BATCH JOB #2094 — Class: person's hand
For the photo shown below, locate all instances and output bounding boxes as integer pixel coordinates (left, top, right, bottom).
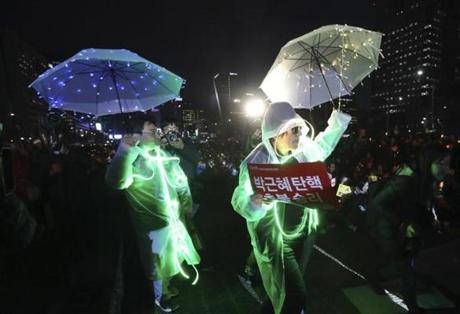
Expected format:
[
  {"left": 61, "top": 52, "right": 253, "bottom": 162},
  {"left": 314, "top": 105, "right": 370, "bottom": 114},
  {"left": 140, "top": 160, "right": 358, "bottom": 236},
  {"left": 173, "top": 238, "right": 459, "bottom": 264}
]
[
  {"left": 338, "top": 192, "right": 354, "bottom": 203},
  {"left": 139, "top": 132, "right": 161, "bottom": 150},
  {"left": 121, "top": 134, "right": 139, "bottom": 147},
  {"left": 251, "top": 194, "right": 263, "bottom": 207},
  {"left": 169, "top": 138, "right": 184, "bottom": 150},
  {"left": 250, "top": 194, "right": 273, "bottom": 207}
]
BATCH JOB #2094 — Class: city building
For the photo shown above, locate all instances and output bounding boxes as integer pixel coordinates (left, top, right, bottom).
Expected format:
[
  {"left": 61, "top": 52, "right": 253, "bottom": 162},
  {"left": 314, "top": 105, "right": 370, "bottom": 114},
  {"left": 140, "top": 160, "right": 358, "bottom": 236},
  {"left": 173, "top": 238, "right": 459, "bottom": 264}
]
[
  {"left": 370, "top": 0, "right": 460, "bottom": 132},
  {"left": 0, "top": 30, "right": 51, "bottom": 140},
  {"left": 179, "top": 100, "right": 205, "bottom": 132}
]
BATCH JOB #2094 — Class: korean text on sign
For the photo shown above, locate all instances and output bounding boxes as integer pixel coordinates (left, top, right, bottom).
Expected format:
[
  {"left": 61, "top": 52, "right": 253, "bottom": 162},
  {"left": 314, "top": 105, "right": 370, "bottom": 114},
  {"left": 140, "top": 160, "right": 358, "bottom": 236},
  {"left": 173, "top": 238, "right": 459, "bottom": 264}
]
[{"left": 254, "top": 175, "right": 323, "bottom": 193}]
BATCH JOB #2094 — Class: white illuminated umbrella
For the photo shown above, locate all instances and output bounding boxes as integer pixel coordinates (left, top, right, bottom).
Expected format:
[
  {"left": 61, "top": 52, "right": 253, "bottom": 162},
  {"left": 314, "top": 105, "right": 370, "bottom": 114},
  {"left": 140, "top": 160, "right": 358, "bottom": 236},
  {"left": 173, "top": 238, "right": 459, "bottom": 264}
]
[{"left": 261, "top": 25, "right": 382, "bottom": 109}]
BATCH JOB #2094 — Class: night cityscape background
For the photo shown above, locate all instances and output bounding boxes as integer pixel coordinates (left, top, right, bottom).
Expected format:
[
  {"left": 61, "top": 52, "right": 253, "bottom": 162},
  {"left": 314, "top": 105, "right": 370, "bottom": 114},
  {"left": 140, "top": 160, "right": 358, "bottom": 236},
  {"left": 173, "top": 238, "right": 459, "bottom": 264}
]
[{"left": 2, "top": 0, "right": 458, "bottom": 138}]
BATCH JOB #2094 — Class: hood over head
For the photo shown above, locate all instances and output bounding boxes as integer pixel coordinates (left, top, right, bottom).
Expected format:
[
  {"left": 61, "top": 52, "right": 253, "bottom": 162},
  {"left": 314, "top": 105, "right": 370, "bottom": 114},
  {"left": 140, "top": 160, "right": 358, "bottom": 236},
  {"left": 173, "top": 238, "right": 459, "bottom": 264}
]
[{"left": 261, "top": 102, "right": 309, "bottom": 162}]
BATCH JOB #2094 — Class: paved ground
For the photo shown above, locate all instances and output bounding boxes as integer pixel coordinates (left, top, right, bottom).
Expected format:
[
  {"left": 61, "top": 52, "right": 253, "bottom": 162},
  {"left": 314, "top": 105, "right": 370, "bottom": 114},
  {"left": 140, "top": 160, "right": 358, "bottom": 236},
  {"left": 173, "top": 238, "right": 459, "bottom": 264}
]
[{"left": 1, "top": 173, "right": 459, "bottom": 314}]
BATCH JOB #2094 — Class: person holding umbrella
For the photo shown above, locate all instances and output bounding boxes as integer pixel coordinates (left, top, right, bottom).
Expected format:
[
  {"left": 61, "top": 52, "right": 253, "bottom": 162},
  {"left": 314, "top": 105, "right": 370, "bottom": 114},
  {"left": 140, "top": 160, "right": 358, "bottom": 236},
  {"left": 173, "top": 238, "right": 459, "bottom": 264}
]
[
  {"left": 105, "top": 119, "right": 200, "bottom": 312},
  {"left": 29, "top": 48, "right": 196, "bottom": 312},
  {"left": 232, "top": 102, "right": 351, "bottom": 313}
]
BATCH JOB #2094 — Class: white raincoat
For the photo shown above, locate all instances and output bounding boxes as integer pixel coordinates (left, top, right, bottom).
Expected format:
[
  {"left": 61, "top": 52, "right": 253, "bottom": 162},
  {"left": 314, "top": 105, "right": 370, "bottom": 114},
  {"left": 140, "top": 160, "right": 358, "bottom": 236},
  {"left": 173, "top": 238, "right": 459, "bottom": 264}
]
[{"left": 232, "top": 102, "right": 350, "bottom": 313}]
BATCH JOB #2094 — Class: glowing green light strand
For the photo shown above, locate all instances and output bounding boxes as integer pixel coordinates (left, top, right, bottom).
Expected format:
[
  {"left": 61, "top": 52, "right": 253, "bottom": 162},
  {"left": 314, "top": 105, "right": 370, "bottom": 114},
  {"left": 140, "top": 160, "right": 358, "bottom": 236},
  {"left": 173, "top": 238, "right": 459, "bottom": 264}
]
[
  {"left": 132, "top": 170, "right": 155, "bottom": 181},
  {"left": 308, "top": 207, "right": 319, "bottom": 234},
  {"left": 165, "top": 165, "right": 189, "bottom": 189},
  {"left": 141, "top": 151, "right": 188, "bottom": 189},
  {"left": 133, "top": 150, "right": 181, "bottom": 181},
  {"left": 269, "top": 117, "right": 321, "bottom": 237},
  {"left": 155, "top": 148, "right": 199, "bottom": 284},
  {"left": 143, "top": 147, "right": 199, "bottom": 285},
  {"left": 273, "top": 203, "right": 318, "bottom": 239},
  {"left": 271, "top": 157, "right": 319, "bottom": 238},
  {"left": 243, "top": 162, "right": 318, "bottom": 238}
]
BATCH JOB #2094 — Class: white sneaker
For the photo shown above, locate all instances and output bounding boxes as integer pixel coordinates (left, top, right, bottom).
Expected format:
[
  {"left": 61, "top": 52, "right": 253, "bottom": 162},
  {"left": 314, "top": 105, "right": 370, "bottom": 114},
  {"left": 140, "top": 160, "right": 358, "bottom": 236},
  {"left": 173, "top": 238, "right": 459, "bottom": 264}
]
[{"left": 154, "top": 299, "right": 180, "bottom": 313}]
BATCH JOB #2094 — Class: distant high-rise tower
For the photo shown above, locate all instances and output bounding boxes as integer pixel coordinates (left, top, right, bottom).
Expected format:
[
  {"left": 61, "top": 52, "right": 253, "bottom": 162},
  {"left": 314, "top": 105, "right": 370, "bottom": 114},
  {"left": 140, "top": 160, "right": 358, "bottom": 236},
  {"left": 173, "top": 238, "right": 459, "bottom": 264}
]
[
  {"left": 371, "top": 0, "right": 460, "bottom": 131},
  {"left": 0, "top": 30, "right": 50, "bottom": 139}
]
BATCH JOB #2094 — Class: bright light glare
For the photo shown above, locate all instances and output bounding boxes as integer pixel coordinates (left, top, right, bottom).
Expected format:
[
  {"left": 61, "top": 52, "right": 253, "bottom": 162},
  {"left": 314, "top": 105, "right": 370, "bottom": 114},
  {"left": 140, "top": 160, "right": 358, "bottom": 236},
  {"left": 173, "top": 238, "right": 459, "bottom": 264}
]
[
  {"left": 244, "top": 99, "right": 265, "bottom": 118},
  {"left": 417, "top": 69, "right": 423, "bottom": 76},
  {"left": 95, "top": 122, "right": 102, "bottom": 131}
]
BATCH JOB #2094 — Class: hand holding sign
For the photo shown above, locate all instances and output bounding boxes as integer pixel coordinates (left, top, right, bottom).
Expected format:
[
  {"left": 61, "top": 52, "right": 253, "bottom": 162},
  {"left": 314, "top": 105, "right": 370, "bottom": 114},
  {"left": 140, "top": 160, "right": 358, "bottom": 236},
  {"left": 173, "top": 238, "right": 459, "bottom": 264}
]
[{"left": 250, "top": 194, "right": 274, "bottom": 207}]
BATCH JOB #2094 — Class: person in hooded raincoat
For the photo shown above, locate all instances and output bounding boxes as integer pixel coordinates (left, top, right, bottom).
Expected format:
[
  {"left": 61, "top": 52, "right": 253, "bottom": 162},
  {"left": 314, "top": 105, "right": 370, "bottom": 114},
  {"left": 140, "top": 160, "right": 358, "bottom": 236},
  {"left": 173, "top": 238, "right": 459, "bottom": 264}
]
[
  {"left": 105, "top": 120, "right": 200, "bottom": 312},
  {"left": 232, "top": 102, "right": 351, "bottom": 313}
]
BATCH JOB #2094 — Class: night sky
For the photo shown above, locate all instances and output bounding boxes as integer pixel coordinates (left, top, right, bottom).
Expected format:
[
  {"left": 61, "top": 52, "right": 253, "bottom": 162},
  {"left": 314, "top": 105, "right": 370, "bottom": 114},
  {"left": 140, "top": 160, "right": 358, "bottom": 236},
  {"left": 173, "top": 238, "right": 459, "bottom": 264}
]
[{"left": 1, "top": 0, "right": 377, "bottom": 108}]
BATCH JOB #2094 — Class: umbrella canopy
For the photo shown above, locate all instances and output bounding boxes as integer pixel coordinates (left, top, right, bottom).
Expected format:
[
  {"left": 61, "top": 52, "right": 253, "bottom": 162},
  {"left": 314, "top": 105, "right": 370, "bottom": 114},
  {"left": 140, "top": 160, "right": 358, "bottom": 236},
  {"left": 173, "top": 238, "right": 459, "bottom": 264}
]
[
  {"left": 260, "top": 25, "right": 382, "bottom": 109},
  {"left": 29, "top": 48, "right": 184, "bottom": 116}
]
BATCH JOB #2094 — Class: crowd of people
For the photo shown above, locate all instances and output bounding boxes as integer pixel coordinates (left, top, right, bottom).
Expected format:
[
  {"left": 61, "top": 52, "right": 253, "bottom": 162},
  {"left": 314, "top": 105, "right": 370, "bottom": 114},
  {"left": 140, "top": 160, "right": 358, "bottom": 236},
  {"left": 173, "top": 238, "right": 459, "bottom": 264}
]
[
  {"left": 328, "top": 130, "right": 460, "bottom": 232},
  {"left": 1, "top": 104, "right": 460, "bottom": 313}
]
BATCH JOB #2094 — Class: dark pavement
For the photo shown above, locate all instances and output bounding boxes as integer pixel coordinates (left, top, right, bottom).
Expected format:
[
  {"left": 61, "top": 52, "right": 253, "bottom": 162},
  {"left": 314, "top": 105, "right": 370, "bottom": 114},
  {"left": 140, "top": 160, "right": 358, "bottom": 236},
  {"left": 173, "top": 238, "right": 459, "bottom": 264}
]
[{"left": 1, "top": 173, "right": 460, "bottom": 314}]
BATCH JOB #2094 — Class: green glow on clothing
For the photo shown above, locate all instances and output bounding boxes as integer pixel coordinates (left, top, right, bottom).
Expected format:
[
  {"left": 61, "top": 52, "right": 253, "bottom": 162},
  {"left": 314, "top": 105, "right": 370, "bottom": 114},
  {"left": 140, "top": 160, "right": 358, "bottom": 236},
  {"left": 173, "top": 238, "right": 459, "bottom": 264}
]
[
  {"left": 307, "top": 207, "right": 319, "bottom": 234},
  {"left": 233, "top": 109, "right": 351, "bottom": 313},
  {"left": 273, "top": 203, "right": 318, "bottom": 239},
  {"left": 132, "top": 169, "right": 155, "bottom": 181},
  {"left": 244, "top": 176, "right": 254, "bottom": 195},
  {"left": 142, "top": 147, "right": 199, "bottom": 285},
  {"left": 247, "top": 155, "right": 319, "bottom": 238}
]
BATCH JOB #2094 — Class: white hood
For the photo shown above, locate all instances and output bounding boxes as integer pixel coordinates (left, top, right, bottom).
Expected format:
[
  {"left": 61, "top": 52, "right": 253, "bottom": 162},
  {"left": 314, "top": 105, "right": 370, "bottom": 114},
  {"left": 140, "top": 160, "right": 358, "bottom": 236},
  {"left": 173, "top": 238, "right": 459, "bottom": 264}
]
[{"left": 261, "top": 102, "right": 309, "bottom": 163}]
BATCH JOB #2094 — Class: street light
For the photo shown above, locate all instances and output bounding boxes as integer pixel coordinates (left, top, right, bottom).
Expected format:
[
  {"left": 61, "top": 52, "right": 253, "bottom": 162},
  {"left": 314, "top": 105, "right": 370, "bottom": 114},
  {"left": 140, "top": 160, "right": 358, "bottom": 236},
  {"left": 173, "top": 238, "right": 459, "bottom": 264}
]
[
  {"left": 227, "top": 72, "right": 238, "bottom": 105},
  {"left": 244, "top": 98, "right": 266, "bottom": 118},
  {"left": 212, "top": 73, "right": 222, "bottom": 120},
  {"left": 212, "top": 72, "right": 238, "bottom": 121}
]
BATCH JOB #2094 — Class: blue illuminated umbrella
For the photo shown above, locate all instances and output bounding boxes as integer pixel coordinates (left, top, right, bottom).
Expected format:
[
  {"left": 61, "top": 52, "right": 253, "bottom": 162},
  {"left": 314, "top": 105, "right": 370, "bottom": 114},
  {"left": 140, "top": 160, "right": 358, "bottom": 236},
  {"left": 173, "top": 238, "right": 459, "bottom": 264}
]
[{"left": 29, "top": 48, "right": 184, "bottom": 116}]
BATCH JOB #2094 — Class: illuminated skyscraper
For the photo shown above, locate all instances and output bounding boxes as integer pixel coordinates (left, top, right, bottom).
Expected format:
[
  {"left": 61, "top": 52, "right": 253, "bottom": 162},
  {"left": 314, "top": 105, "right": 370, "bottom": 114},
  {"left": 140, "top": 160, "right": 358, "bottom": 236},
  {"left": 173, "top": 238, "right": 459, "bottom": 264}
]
[{"left": 371, "top": 0, "right": 460, "bottom": 131}]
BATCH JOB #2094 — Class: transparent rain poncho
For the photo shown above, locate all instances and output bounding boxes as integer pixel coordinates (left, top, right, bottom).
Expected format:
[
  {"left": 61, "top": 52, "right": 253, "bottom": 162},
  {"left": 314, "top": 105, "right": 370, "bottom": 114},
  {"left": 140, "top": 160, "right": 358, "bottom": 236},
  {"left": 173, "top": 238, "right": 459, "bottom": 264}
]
[
  {"left": 232, "top": 102, "right": 350, "bottom": 313},
  {"left": 106, "top": 142, "right": 200, "bottom": 283}
]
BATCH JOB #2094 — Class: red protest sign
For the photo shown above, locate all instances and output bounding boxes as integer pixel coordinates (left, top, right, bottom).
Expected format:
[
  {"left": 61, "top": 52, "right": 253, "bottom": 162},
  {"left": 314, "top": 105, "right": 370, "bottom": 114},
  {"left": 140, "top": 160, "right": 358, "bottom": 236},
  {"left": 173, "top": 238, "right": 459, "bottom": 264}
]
[{"left": 248, "top": 162, "right": 338, "bottom": 207}]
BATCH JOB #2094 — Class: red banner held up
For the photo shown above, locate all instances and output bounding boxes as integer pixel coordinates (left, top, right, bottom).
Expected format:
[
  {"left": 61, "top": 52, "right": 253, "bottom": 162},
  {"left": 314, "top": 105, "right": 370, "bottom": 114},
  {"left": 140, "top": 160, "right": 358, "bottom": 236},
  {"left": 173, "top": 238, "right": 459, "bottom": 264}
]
[{"left": 248, "top": 162, "right": 338, "bottom": 207}]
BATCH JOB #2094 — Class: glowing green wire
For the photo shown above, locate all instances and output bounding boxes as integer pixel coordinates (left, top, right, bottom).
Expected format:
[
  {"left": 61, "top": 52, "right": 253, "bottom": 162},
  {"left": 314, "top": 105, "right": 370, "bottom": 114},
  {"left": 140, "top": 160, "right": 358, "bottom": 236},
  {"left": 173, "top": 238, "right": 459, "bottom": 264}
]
[
  {"left": 142, "top": 147, "right": 199, "bottom": 285},
  {"left": 273, "top": 203, "right": 317, "bottom": 239},
  {"left": 132, "top": 170, "right": 155, "bottom": 181},
  {"left": 307, "top": 207, "right": 319, "bottom": 234},
  {"left": 244, "top": 164, "right": 318, "bottom": 239}
]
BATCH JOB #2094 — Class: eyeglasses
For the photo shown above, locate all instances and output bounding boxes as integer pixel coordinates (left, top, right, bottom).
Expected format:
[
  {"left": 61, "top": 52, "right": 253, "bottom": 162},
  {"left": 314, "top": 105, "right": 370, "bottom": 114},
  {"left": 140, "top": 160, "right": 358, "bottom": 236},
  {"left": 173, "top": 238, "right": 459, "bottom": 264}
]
[
  {"left": 290, "top": 126, "right": 301, "bottom": 135},
  {"left": 143, "top": 129, "right": 162, "bottom": 136},
  {"left": 280, "top": 126, "right": 301, "bottom": 137}
]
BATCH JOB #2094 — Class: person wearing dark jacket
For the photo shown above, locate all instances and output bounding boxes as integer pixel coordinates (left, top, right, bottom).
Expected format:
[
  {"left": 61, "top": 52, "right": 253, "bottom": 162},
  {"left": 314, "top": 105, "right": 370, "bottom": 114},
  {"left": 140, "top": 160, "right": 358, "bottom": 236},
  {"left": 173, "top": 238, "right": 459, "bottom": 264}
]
[{"left": 366, "top": 161, "right": 421, "bottom": 313}]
